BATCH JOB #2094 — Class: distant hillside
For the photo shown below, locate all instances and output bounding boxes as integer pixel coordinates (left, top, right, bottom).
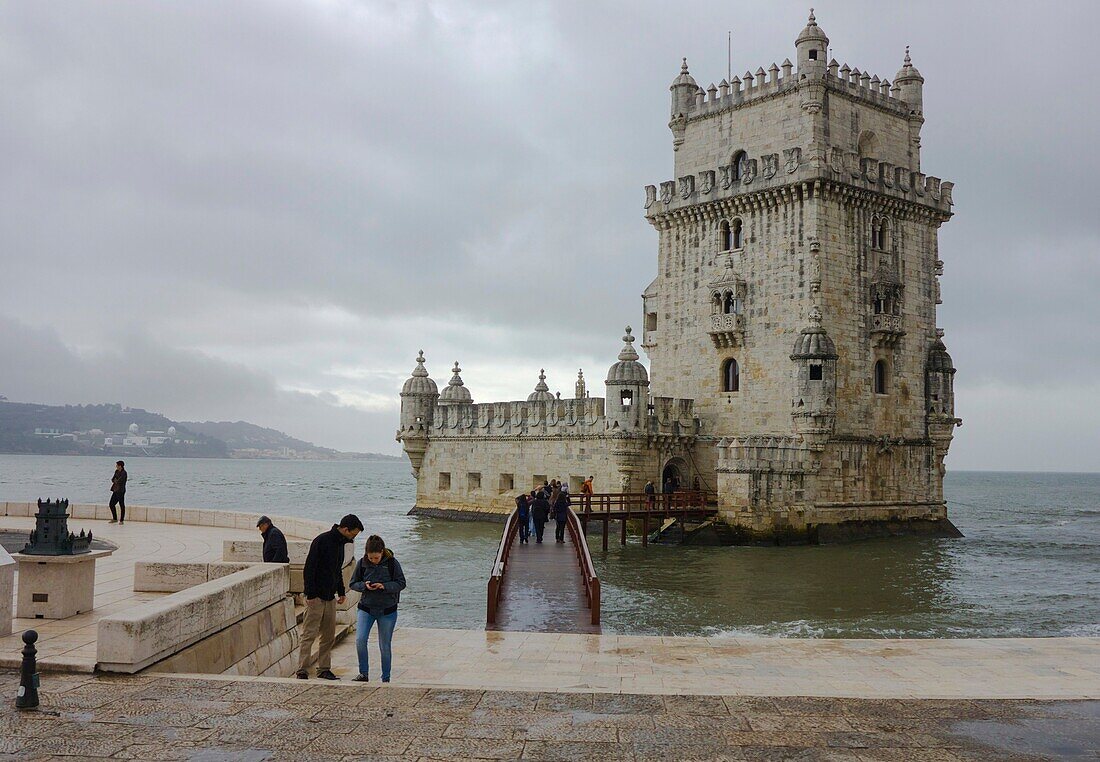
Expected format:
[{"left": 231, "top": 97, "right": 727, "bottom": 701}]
[{"left": 0, "top": 399, "right": 399, "bottom": 460}]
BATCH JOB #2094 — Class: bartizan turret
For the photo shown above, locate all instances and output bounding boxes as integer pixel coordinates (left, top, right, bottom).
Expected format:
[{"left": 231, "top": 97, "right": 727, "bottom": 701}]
[
  {"left": 925, "top": 333, "right": 961, "bottom": 493},
  {"left": 438, "top": 362, "right": 473, "bottom": 406},
  {"left": 790, "top": 307, "right": 838, "bottom": 451},
  {"left": 895, "top": 46, "right": 925, "bottom": 170},
  {"left": 397, "top": 351, "right": 438, "bottom": 477},
  {"left": 605, "top": 327, "right": 649, "bottom": 432}
]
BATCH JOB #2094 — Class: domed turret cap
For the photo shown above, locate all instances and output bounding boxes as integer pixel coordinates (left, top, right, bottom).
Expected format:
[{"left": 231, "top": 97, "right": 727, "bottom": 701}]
[
  {"left": 671, "top": 57, "right": 698, "bottom": 88},
  {"left": 606, "top": 327, "right": 650, "bottom": 384},
  {"left": 795, "top": 8, "right": 829, "bottom": 47},
  {"left": 894, "top": 46, "right": 923, "bottom": 83},
  {"left": 438, "top": 361, "right": 474, "bottom": 405},
  {"left": 790, "top": 308, "right": 838, "bottom": 359},
  {"left": 401, "top": 350, "right": 439, "bottom": 396},
  {"left": 527, "top": 369, "right": 555, "bottom": 402},
  {"left": 927, "top": 338, "right": 955, "bottom": 373}
]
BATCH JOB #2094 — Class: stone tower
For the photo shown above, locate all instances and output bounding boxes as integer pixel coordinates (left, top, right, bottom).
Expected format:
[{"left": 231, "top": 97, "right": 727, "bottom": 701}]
[{"left": 642, "top": 11, "right": 960, "bottom": 541}]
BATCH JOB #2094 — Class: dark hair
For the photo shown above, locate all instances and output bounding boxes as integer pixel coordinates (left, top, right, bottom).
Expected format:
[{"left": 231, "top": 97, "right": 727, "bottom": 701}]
[
  {"left": 365, "top": 535, "right": 385, "bottom": 554},
  {"left": 339, "top": 514, "right": 364, "bottom": 532},
  {"left": 116, "top": 460, "right": 125, "bottom": 466}
]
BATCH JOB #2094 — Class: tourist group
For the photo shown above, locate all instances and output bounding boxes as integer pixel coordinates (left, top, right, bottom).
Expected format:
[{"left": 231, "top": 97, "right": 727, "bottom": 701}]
[
  {"left": 512, "top": 476, "right": 593, "bottom": 544},
  {"left": 257, "top": 513, "right": 406, "bottom": 684}
]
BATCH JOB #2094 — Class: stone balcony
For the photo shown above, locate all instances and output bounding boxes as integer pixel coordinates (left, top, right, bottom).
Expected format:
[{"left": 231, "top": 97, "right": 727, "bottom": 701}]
[
  {"left": 709, "top": 313, "right": 745, "bottom": 348},
  {"left": 870, "top": 312, "right": 905, "bottom": 347}
]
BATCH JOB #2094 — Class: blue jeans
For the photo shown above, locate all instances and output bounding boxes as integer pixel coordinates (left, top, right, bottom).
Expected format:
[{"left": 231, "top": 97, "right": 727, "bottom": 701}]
[
  {"left": 356, "top": 608, "right": 397, "bottom": 680},
  {"left": 519, "top": 516, "right": 530, "bottom": 542}
]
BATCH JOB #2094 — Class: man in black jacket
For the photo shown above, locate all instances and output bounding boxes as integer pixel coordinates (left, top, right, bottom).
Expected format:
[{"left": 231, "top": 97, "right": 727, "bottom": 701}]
[
  {"left": 296, "top": 514, "right": 363, "bottom": 679},
  {"left": 256, "top": 516, "right": 290, "bottom": 564},
  {"left": 530, "top": 493, "right": 551, "bottom": 544}
]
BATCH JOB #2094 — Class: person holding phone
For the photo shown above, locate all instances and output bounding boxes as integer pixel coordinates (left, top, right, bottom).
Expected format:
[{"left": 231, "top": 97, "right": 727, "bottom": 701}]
[{"left": 349, "top": 535, "right": 406, "bottom": 683}]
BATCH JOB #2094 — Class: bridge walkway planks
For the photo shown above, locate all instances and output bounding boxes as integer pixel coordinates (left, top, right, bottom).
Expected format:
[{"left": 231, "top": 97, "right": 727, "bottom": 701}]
[{"left": 490, "top": 529, "right": 600, "bottom": 634}]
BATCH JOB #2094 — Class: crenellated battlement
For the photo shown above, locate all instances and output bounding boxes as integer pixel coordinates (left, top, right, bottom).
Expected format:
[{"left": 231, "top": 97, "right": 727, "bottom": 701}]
[
  {"left": 644, "top": 151, "right": 953, "bottom": 221},
  {"left": 684, "top": 57, "right": 909, "bottom": 121}
]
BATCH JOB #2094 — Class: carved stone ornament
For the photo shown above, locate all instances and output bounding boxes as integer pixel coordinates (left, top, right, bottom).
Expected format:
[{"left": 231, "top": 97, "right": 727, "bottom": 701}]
[
  {"left": 784, "top": 147, "right": 802, "bottom": 174},
  {"left": 719, "top": 164, "right": 734, "bottom": 189},
  {"left": 699, "top": 170, "right": 715, "bottom": 194},
  {"left": 678, "top": 175, "right": 694, "bottom": 199},
  {"left": 644, "top": 184, "right": 657, "bottom": 209},
  {"left": 741, "top": 158, "right": 758, "bottom": 184},
  {"left": 762, "top": 154, "right": 778, "bottom": 180},
  {"left": 660, "top": 181, "right": 674, "bottom": 204}
]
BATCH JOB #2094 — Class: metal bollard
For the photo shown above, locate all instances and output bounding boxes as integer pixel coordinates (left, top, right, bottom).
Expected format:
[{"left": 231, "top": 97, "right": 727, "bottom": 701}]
[{"left": 16, "top": 630, "right": 40, "bottom": 710}]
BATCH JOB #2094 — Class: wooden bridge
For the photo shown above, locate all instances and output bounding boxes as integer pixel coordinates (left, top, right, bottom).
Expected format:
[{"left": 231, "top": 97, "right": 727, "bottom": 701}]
[{"left": 485, "top": 491, "right": 717, "bottom": 632}]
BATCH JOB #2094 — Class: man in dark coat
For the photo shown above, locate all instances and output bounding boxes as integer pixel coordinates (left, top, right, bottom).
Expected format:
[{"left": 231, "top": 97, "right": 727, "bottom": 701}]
[
  {"left": 530, "top": 492, "right": 551, "bottom": 544},
  {"left": 296, "top": 513, "right": 363, "bottom": 680},
  {"left": 515, "top": 494, "right": 531, "bottom": 544},
  {"left": 551, "top": 488, "right": 570, "bottom": 544},
  {"left": 109, "top": 460, "right": 127, "bottom": 524},
  {"left": 256, "top": 515, "right": 290, "bottom": 563}
]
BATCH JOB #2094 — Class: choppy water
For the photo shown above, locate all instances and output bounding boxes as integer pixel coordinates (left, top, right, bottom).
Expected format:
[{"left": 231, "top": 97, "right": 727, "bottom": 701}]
[{"left": 1, "top": 454, "right": 1097, "bottom": 638}]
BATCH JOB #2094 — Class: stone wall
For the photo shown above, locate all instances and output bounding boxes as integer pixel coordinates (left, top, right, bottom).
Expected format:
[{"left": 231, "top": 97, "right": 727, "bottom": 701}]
[
  {"left": 97, "top": 563, "right": 289, "bottom": 674},
  {"left": 0, "top": 546, "right": 13, "bottom": 638}
]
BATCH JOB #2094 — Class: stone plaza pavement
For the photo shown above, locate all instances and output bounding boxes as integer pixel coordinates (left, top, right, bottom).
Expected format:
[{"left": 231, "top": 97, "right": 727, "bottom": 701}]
[
  {"left": 1, "top": 670, "right": 1097, "bottom": 761},
  {"left": 0, "top": 517, "right": 256, "bottom": 671},
  {"left": 328, "top": 627, "right": 1100, "bottom": 700}
]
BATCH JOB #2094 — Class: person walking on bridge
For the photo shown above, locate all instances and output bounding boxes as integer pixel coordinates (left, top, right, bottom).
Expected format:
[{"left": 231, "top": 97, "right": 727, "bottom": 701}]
[
  {"left": 530, "top": 491, "right": 550, "bottom": 544},
  {"left": 551, "top": 487, "right": 570, "bottom": 544},
  {"left": 515, "top": 493, "right": 531, "bottom": 544}
]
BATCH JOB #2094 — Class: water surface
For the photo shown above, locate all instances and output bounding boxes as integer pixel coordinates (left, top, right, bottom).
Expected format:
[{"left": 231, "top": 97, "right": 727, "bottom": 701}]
[{"left": 1, "top": 454, "right": 1097, "bottom": 638}]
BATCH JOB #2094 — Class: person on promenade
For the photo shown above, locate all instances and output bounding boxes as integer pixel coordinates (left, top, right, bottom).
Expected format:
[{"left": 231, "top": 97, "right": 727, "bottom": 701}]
[
  {"left": 515, "top": 493, "right": 531, "bottom": 544},
  {"left": 296, "top": 513, "right": 363, "bottom": 680},
  {"left": 644, "top": 479, "right": 656, "bottom": 509},
  {"left": 349, "top": 534, "right": 406, "bottom": 684},
  {"left": 256, "top": 515, "right": 289, "bottom": 563},
  {"left": 551, "top": 486, "right": 570, "bottom": 544},
  {"left": 109, "top": 460, "right": 127, "bottom": 524},
  {"left": 540, "top": 480, "right": 551, "bottom": 499},
  {"left": 530, "top": 490, "right": 551, "bottom": 544},
  {"left": 581, "top": 476, "right": 593, "bottom": 509}
]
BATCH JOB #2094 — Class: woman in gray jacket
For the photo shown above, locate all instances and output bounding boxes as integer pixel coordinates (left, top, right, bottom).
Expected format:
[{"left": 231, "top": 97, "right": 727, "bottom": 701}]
[{"left": 349, "top": 535, "right": 406, "bottom": 682}]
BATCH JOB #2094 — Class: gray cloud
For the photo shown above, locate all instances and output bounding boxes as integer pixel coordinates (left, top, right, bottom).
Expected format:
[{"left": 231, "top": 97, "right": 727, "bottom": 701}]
[{"left": 1, "top": 1, "right": 1097, "bottom": 469}]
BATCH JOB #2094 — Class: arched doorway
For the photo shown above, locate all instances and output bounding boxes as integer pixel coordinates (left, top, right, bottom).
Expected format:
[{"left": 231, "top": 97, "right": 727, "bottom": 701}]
[{"left": 662, "top": 458, "right": 688, "bottom": 493}]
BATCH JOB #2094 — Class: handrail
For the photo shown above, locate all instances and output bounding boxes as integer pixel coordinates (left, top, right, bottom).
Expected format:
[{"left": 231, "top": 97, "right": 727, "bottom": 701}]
[
  {"left": 565, "top": 507, "right": 600, "bottom": 625},
  {"left": 573, "top": 490, "right": 711, "bottom": 512},
  {"left": 486, "top": 508, "right": 521, "bottom": 625}
]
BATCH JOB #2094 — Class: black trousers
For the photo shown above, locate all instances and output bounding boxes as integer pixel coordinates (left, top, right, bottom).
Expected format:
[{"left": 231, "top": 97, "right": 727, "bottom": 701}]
[
  {"left": 534, "top": 521, "right": 546, "bottom": 543},
  {"left": 555, "top": 519, "right": 566, "bottom": 543},
  {"left": 109, "top": 491, "right": 126, "bottom": 521}
]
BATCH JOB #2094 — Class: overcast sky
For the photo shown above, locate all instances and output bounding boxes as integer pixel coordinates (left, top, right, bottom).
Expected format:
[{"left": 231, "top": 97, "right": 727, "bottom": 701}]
[{"left": 1, "top": 1, "right": 1097, "bottom": 471}]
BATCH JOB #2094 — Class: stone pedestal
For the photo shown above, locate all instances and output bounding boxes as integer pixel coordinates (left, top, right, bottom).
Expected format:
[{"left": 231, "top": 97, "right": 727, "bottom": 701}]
[
  {"left": 0, "top": 547, "right": 14, "bottom": 636},
  {"left": 13, "top": 549, "right": 115, "bottom": 619}
]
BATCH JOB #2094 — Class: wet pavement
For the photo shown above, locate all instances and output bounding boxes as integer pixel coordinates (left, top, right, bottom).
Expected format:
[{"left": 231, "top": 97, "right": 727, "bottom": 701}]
[{"left": 2, "top": 670, "right": 1097, "bottom": 760}]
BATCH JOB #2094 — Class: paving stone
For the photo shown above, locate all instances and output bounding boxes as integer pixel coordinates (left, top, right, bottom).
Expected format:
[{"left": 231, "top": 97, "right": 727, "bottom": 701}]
[
  {"left": 663, "top": 694, "right": 731, "bottom": 715},
  {"left": 477, "top": 690, "right": 541, "bottom": 710},
  {"left": 443, "top": 721, "right": 518, "bottom": 740},
  {"left": 518, "top": 724, "right": 618, "bottom": 742},
  {"left": 404, "top": 737, "right": 525, "bottom": 759},
  {"left": 311, "top": 733, "right": 414, "bottom": 756},
  {"left": 418, "top": 688, "right": 486, "bottom": 710},
  {"left": 536, "top": 693, "right": 595, "bottom": 712},
  {"left": 520, "top": 740, "right": 635, "bottom": 761},
  {"left": 590, "top": 693, "right": 664, "bottom": 715}
]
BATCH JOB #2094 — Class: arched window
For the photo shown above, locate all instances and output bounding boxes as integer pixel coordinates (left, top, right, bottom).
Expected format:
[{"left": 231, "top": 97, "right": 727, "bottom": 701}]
[
  {"left": 723, "top": 291, "right": 740, "bottom": 315},
  {"left": 731, "top": 151, "right": 747, "bottom": 181},
  {"left": 620, "top": 389, "right": 633, "bottom": 407},
  {"left": 722, "top": 358, "right": 740, "bottom": 392},
  {"left": 871, "top": 216, "right": 888, "bottom": 249},
  {"left": 731, "top": 218, "right": 743, "bottom": 249},
  {"left": 712, "top": 291, "right": 722, "bottom": 313},
  {"left": 873, "top": 360, "right": 888, "bottom": 395},
  {"left": 719, "top": 220, "right": 731, "bottom": 251}
]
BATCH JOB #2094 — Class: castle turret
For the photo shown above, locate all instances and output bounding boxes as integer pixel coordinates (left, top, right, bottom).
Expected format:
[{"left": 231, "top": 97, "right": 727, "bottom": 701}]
[
  {"left": 438, "top": 361, "right": 473, "bottom": 406},
  {"left": 669, "top": 58, "right": 698, "bottom": 117},
  {"left": 575, "top": 369, "right": 586, "bottom": 399},
  {"left": 895, "top": 46, "right": 925, "bottom": 170},
  {"left": 605, "top": 327, "right": 649, "bottom": 431},
  {"left": 794, "top": 9, "right": 829, "bottom": 77},
  {"left": 397, "top": 350, "right": 438, "bottom": 477},
  {"left": 790, "top": 308, "right": 838, "bottom": 451},
  {"left": 527, "top": 370, "right": 555, "bottom": 403}
]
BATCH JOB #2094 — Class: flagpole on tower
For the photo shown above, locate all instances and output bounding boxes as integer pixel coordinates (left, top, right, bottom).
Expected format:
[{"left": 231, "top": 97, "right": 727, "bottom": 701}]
[{"left": 727, "top": 30, "right": 732, "bottom": 85}]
